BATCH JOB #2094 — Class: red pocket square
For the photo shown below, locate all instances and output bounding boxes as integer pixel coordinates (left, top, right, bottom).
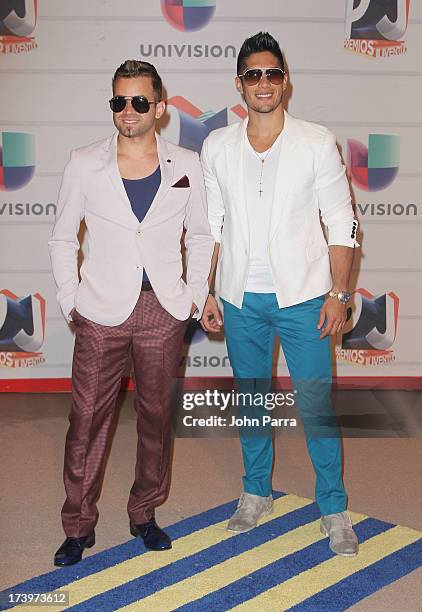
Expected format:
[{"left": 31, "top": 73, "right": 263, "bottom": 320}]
[{"left": 172, "top": 175, "right": 190, "bottom": 188}]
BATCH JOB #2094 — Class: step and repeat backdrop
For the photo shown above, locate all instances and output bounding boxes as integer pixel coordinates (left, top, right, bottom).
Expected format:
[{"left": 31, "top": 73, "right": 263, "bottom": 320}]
[{"left": 0, "top": 0, "right": 421, "bottom": 389}]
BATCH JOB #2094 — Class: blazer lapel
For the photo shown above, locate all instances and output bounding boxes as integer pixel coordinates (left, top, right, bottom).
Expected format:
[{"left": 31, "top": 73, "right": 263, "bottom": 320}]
[
  {"left": 102, "top": 132, "right": 175, "bottom": 228},
  {"left": 103, "top": 133, "right": 135, "bottom": 219},
  {"left": 140, "top": 134, "right": 175, "bottom": 226},
  {"left": 225, "top": 119, "right": 249, "bottom": 246},
  {"left": 269, "top": 112, "right": 300, "bottom": 242}
]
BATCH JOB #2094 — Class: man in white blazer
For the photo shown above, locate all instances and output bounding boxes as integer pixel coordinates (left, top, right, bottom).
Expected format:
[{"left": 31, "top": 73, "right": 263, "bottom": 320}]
[
  {"left": 201, "top": 33, "right": 359, "bottom": 556},
  {"left": 49, "top": 60, "right": 213, "bottom": 565}
]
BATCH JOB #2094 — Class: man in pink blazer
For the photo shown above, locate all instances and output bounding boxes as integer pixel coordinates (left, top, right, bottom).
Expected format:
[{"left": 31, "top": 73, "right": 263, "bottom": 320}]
[{"left": 49, "top": 60, "right": 213, "bottom": 566}]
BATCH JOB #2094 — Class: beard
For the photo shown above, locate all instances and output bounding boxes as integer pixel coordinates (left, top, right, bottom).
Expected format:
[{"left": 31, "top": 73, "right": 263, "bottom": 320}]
[
  {"left": 117, "top": 123, "right": 143, "bottom": 138},
  {"left": 120, "top": 124, "right": 135, "bottom": 137},
  {"left": 114, "top": 114, "right": 154, "bottom": 139}
]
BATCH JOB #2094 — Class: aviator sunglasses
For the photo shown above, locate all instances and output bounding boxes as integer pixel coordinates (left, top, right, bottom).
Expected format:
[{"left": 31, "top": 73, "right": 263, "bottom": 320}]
[
  {"left": 109, "top": 95, "right": 158, "bottom": 114},
  {"left": 238, "top": 67, "right": 285, "bottom": 86}
]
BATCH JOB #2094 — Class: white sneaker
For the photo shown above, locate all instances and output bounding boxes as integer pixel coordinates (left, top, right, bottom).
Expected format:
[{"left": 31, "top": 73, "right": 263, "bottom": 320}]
[
  {"left": 227, "top": 492, "right": 273, "bottom": 533},
  {"left": 320, "top": 511, "right": 359, "bottom": 556}
]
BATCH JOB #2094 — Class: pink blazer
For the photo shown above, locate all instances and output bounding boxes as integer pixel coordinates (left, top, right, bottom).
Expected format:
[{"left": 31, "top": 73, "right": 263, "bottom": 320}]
[{"left": 49, "top": 133, "right": 214, "bottom": 325}]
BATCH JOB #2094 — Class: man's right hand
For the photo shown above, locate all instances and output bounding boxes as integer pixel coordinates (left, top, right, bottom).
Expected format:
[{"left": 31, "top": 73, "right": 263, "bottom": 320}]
[{"left": 200, "top": 294, "right": 223, "bottom": 332}]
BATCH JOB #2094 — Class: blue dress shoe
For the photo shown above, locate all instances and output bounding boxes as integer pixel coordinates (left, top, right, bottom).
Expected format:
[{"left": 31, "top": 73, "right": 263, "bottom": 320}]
[
  {"left": 54, "top": 533, "right": 95, "bottom": 566},
  {"left": 130, "top": 519, "right": 172, "bottom": 550}
]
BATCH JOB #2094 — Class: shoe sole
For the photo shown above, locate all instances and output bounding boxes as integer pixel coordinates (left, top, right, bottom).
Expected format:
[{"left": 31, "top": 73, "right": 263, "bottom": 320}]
[
  {"left": 226, "top": 506, "right": 274, "bottom": 534},
  {"left": 320, "top": 523, "right": 358, "bottom": 557}
]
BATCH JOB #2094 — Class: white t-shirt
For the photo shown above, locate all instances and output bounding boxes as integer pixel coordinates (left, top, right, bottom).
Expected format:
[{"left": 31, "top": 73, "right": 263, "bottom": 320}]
[{"left": 244, "top": 132, "right": 282, "bottom": 292}]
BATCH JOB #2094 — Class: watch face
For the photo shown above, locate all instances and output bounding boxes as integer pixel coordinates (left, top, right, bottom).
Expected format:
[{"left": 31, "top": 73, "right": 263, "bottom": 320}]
[{"left": 339, "top": 291, "right": 351, "bottom": 304}]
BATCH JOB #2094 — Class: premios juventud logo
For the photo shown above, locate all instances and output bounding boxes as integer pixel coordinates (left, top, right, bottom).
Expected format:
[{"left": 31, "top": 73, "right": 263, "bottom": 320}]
[
  {"left": 336, "top": 289, "right": 399, "bottom": 366},
  {"left": 344, "top": 0, "right": 410, "bottom": 58},
  {"left": 161, "top": 0, "right": 216, "bottom": 32},
  {"left": 0, "top": 0, "right": 38, "bottom": 54},
  {"left": 0, "top": 290, "right": 46, "bottom": 368}
]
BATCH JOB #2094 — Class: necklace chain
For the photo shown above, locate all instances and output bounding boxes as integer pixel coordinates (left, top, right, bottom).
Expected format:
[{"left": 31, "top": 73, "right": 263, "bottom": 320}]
[{"left": 250, "top": 136, "right": 280, "bottom": 197}]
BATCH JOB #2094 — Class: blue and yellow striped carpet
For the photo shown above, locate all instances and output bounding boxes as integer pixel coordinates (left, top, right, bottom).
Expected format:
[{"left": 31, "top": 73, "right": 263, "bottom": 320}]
[{"left": 1, "top": 492, "right": 421, "bottom": 611}]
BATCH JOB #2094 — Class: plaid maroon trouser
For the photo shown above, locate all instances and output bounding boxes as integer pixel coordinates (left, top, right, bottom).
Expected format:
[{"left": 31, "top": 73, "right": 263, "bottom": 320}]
[{"left": 61, "top": 290, "right": 187, "bottom": 537}]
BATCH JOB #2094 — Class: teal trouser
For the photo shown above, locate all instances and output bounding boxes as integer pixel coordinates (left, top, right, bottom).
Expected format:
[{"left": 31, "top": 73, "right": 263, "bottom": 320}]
[{"left": 222, "top": 292, "right": 347, "bottom": 516}]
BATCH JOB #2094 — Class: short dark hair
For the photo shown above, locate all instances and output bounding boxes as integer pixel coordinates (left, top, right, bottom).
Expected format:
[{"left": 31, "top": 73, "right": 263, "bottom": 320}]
[
  {"left": 112, "top": 60, "right": 163, "bottom": 100},
  {"left": 237, "top": 32, "right": 284, "bottom": 75}
]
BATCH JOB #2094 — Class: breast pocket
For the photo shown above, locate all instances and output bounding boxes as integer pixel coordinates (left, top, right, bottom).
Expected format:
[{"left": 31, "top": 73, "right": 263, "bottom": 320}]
[{"left": 169, "top": 186, "right": 191, "bottom": 212}]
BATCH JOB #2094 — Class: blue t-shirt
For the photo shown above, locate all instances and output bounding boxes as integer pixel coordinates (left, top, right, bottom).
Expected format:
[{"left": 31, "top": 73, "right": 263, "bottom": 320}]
[{"left": 123, "top": 166, "right": 161, "bottom": 282}]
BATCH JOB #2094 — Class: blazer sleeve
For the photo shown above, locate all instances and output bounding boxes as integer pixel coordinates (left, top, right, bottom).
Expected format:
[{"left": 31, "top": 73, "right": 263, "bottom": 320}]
[
  {"left": 48, "top": 151, "right": 85, "bottom": 320},
  {"left": 316, "top": 130, "right": 359, "bottom": 248},
  {"left": 183, "top": 152, "right": 214, "bottom": 319},
  {"left": 200, "top": 136, "right": 225, "bottom": 243}
]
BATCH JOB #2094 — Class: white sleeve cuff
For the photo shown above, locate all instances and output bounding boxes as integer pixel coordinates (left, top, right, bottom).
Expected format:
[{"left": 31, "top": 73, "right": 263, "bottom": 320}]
[
  {"left": 328, "top": 219, "right": 360, "bottom": 248},
  {"left": 209, "top": 224, "right": 222, "bottom": 243},
  {"left": 59, "top": 294, "right": 76, "bottom": 323}
]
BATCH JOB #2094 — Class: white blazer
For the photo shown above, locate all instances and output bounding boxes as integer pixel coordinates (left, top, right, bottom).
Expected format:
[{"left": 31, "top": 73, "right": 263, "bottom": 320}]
[
  {"left": 49, "top": 133, "right": 214, "bottom": 325},
  {"left": 201, "top": 111, "right": 359, "bottom": 309}
]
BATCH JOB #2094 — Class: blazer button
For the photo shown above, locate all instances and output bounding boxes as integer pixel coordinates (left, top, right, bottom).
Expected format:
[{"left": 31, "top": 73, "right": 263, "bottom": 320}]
[{"left": 137, "top": 230, "right": 141, "bottom": 236}]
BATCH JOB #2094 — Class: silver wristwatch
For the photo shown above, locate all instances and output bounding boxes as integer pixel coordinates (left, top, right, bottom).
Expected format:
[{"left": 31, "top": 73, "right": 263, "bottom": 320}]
[{"left": 328, "top": 289, "right": 351, "bottom": 304}]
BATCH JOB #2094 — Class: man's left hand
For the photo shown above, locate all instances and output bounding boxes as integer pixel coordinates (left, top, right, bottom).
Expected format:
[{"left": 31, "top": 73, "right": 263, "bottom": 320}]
[{"left": 317, "top": 298, "right": 348, "bottom": 339}]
